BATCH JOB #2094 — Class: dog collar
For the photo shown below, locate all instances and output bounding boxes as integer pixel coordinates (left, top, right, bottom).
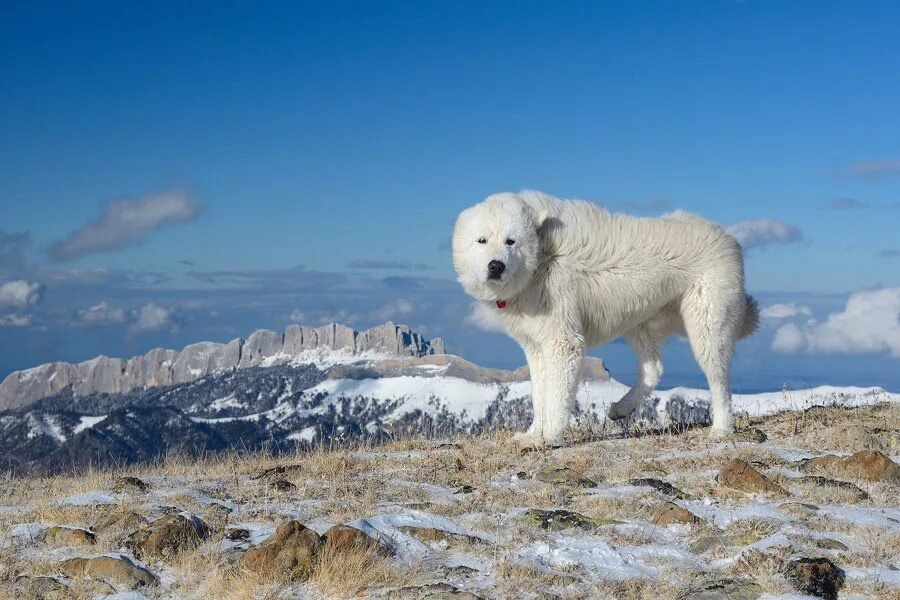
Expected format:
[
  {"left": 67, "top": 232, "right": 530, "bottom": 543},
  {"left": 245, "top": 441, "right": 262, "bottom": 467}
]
[{"left": 496, "top": 299, "right": 507, "bottom": 309}]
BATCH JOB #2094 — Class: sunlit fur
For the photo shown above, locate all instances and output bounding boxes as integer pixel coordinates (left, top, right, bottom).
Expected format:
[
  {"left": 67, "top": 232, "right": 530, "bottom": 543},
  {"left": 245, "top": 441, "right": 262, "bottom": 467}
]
[{"left": 452, "top": 190, "right": 759, "bottom": 447}]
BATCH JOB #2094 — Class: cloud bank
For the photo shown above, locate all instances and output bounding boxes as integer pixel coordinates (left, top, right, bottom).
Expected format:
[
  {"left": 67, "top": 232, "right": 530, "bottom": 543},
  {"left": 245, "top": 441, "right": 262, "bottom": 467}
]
[
  {"left": 49, "top": 190, "right": 200, "bottom": 260},
  {"left": 772, "top": 287, "right": 900, "bottom": 357}
]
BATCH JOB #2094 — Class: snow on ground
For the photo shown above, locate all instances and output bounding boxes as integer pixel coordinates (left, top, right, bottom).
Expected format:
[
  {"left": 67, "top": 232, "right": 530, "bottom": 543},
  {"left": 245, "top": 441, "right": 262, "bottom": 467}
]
[
  {"left": 2, "top": 394, "right": 899, "bottom": 599},
  {"left": 73, "top": 414, "right": 108, "bottom": 434}
]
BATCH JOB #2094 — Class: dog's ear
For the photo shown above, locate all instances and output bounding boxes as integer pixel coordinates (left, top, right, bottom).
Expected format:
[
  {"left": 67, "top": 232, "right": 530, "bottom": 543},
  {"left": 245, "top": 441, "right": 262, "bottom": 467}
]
[{"left": 536, "top": 210, "right": 549, "bottom": 229}]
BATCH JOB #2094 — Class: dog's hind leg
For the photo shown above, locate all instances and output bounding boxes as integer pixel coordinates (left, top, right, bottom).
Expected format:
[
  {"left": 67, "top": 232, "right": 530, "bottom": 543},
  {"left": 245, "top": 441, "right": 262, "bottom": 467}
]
[
  {"left": 608, "top": 325, "right": 665, "bottom": 421},
  {"left": 681, "top": 282, "right": 742, "bottom": 437}
]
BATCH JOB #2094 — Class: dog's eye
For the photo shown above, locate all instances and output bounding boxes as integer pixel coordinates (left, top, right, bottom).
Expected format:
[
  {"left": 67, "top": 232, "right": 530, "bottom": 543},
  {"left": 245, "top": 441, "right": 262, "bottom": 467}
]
[
  {"left": 476, "top": 238, "right": 487, "bottom": 244},
  {"left": 505, "top": 239, "right": 515, "bottom": 246}
]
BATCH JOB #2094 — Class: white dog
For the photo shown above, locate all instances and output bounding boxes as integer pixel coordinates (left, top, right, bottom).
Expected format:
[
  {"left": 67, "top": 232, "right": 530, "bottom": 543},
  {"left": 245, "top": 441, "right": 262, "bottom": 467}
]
[{"left": 452, "top": 190, "right": 759, "bottom": 447}]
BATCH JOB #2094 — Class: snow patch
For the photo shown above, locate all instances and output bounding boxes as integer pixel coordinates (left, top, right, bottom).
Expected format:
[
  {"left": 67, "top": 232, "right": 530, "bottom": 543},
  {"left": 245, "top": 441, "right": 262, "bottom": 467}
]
[{"left": 74, "top": 414, "right": 107, "bottom": 434}]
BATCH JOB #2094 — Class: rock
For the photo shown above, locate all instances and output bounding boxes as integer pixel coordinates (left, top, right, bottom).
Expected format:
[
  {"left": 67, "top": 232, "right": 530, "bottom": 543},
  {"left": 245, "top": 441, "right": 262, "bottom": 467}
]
[
  {"left": 398, "top": 526, "right": 483, "bottom": 545},
  {"left": 269, "top": 479, "right": 297, "bottom": 493},
  {"left": 0, "top": 362, "right": 76, "bottom": 411},
  {"left": 381, "top": 583, "right": 483, "bottom": 599},
  {"left": 57, "top": 554, "right": 159, "bottom": 589},
  {"left": 126, "top": 514, "right": 208, "bottom": 559},
  {"left": 225, "top": 527, "right": 251, "bottom": 541},
  {"left": 252, "top": 464, "right": 303, "bottom": 479},
  {"left": 240, "top": 329, "right": 285, "bottom": 367},
  {"left": 686, "top": 578, "right": 763, "bottom": 599},
  {"left": 523, "top": 509, "right": 620, "bottom": 531},
  {"left": 17, "top": 575, "right": 69, "bottom": 599},
  {"left": 729, "top": 428, "right": 767, "bottom": 443},
  {"left": 815, "top": 538, "right": 849, "bottom": 551},
  {"left": 239, "top": 520, "right": 323, "bottom": 581},
  {"left": 790, "top": 475, "right": 869, "bottom": 501},
  {"left": 628, "top": 477, "right": 694, "bottom": 500},
  {"left": 784, "top": 557, "right": 845, "bottom": 600},
  {"left": 92, "top": 510, "right": 146, "bottom": 533},
  {"left": 777, "top": 502, "right": 820, "bottom": 517},
  {"left": 651, "top": 501, "right": 699, "bottom": 525},
  {"left": 719, "top": 459, "right": 788, "bottom": 496},
  {"left": 453, "top": 485, "right": 474, "bottom": 494},
  {"left": 74, "top": 356, "right": 127, "bottom": 396},
  {"left": 356, "top": 322, "right": 443, "bottom": 357},
  {"left": 42, "top": 526, "right": 96, "bottom": 546},
  {"left": 535, "top": 467, "right": 597, "bottom": 488},
  {"left": 800, "top": 450, "right": 900, "bottom": 483},
  {"left": 111, "top": 476, "right": 150, "bottom": 494},
  {"left": 689, "top": 533, "right": 763, "bottom": 554},
  {"left": 324, "top": 524, "right": 389, "bottom": 555},
  {"left": 170, "top": 340, "right": 241, "bottom": 383}
]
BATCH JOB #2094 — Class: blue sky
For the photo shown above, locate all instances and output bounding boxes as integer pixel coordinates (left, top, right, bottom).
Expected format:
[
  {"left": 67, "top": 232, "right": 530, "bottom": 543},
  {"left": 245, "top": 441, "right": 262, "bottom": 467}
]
[{"left": 1, "top": 1, "right": 899, "bottom": 390}]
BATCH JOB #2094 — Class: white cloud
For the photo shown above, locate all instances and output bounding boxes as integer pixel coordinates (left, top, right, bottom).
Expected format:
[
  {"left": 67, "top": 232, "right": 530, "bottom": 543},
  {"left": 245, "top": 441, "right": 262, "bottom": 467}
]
[
  {"left": 76, "top": 301, "right": 126, "bottom": 325},
  {"left": 49, "top": 190, "right": 200, "bottom": 260},
  {"left": 375, "top": 299, "right": 414, "bottom": 321},
  {"left": 727, "top": 219, "right": 802, "bottom": 250},
  {"left": 132, "top": 303, "right": 175, "bottom": 332},
  {"left": 0, "top": 279, "right": 43, "bottom": 327},
  {"left": 288, "top": 309, "right": 306, "bottom": 323},
  {"left": 0, "top": 280, "right": 42, "bottom": 310},
  {"left": 760, "top": 303, "right": 813, "bottom": 320},
  {"left": 464, "top": 302, "right": 506, "bottom": 334},
  {"left": 771, "top": 287, "right": 900, "bottom": 357}
]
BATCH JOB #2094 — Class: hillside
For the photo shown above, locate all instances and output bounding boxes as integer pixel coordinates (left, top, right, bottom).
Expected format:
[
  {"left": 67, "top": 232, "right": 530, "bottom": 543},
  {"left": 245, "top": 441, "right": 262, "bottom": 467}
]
[{"left": 1, "top": 400, "right": 899, "bottom": 600}]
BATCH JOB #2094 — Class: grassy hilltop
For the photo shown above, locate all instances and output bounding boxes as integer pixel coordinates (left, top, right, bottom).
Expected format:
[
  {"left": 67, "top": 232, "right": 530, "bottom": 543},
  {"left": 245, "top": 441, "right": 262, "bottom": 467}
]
[{"left": 1, "top": 402, "right": 899, "bottom": 600}]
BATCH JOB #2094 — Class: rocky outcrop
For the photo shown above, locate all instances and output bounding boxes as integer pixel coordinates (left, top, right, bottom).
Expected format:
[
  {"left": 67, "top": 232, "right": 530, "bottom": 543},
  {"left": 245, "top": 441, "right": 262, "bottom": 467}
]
[{"left": 0, "top": 322, "right": 445, "bottom": 410}]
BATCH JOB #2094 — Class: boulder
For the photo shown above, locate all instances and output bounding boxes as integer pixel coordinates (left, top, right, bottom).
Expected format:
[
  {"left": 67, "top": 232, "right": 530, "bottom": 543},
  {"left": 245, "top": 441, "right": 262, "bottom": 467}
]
[
  {"left": 800, "top": 450, "right": 900, "bottom": 483},
  {"left": 686, "top": 578, "right": 763, "bottom": 600},
  {"left": 523, "top": 509, "right": 620, "bottom": 531},
  {"left": 784, "top": 557, "right": 845, "bottom": 600},
  {"left": 719, "top": 459, "right": 788, "bottom": 496},
  {"left": 629, "top": 478, "right": 693, "bottom": 500},
  {"left": 535, "top": 467, "right": 597, "bottom": 488},
  {"left": 239, "top": 520, "right": 323, "bottom": 581},
  {"left": 324, "top": 524, "right": 389, "bottom": 555},
  {"left": 111, "top": 476, "right": 150, "bottom": 494},
  {"left": 57, "top": 555, "right": 158, "bottom": 589},
  {"left": 42, "top": 526, "right": 96, "bottom": 546},
  {"left": 126, "top": 514, "right": 208, "bottom": 559},
  {"left": 651, "top": 501, "right": 699, "bottom": 525}
]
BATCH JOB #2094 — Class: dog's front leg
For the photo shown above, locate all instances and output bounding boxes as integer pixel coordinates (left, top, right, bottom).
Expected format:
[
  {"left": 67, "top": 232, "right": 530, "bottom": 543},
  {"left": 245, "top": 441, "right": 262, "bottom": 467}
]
[
  {"left": 512, "top": 343, "right": 545, "bottom": 447},
  {"left": 526, "top": 336, "right": 584, "bottom": 448}
]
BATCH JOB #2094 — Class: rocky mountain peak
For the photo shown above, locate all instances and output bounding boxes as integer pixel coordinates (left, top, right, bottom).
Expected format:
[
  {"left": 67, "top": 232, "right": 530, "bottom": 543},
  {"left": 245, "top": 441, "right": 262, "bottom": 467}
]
[{"left": 0, "top": 321, "right": 444, "bottom": 410}]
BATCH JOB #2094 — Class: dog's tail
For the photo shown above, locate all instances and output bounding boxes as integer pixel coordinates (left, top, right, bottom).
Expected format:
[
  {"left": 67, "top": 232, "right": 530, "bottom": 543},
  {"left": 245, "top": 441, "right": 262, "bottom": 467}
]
[{"left": 739, "top": 295, "right": 760, "bottom": 339}]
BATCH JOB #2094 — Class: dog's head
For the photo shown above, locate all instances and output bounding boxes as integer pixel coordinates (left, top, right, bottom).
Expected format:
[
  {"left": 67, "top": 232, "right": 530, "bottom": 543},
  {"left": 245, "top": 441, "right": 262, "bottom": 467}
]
[{"left": 452, "top": 193, "right": 548, "bottom": 303}]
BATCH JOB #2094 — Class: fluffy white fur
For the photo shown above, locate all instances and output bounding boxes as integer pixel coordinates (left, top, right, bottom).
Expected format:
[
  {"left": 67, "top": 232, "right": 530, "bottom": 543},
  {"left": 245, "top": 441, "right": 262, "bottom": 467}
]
[{"left": 452, "top": 190, "right": 759, "bottom": 447}]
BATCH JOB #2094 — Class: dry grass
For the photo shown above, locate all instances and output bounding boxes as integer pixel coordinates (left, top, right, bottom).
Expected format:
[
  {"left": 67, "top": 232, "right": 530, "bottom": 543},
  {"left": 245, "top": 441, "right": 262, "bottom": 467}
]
[{"left": 1, "top": 402, "right": 899, "bottom": 598}]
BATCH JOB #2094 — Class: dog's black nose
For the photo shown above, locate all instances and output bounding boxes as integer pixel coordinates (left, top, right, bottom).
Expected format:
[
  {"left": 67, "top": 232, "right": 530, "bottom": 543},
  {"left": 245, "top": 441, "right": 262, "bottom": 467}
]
[{"left": 487, "top": 260, "right": 505, "bottom": 279}]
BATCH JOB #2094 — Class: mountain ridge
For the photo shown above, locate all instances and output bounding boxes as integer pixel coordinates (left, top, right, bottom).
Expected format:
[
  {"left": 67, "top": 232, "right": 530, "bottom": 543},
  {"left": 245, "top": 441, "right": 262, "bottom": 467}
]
[{"left": 0, "top": 321, "right": 444, "bottom": 410}]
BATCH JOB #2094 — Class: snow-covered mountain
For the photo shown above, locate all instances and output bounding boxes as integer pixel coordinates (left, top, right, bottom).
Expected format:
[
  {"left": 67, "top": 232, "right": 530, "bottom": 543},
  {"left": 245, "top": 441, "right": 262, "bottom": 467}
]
[
  {"left": 0, "top": 321, "right": 444, "bottom": 410},
  {"left": 1, "top": 321, "right": 897, "bottom": 476}
]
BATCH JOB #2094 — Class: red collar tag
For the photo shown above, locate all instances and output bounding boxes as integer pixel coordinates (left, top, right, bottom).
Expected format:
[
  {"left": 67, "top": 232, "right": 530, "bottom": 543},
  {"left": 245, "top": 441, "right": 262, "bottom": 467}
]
[{"left": 496, "top": 299, "right": 507, "bottom": 309}]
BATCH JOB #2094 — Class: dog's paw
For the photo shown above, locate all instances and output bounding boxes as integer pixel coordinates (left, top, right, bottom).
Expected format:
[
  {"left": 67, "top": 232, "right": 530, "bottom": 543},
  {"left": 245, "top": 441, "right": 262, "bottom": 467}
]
[
  {"left": 708, "top": 425, "right": 734, "bottom": 440},
  {"left": 607, "top": 399, "right": 637, "bottom": 421},
  {"left": 512, "top": 431, "right": 544, "bottom": 451},
  {"left": 512, "top": 431, "right": 563, "bottom": 452}
]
